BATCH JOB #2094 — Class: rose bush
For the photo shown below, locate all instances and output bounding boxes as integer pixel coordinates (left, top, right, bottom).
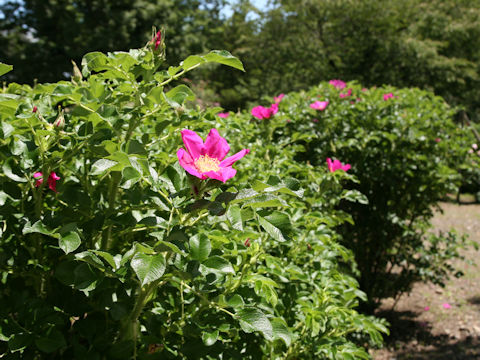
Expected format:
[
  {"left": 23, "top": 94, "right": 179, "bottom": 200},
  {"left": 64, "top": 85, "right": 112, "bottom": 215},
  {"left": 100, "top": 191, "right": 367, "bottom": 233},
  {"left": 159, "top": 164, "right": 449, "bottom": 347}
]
[
  {"left": 231, "top": 82, "right": 471, "bottom": 310},
  {"left": 0, "top": 35, "right": 387, "bottom": 358}
]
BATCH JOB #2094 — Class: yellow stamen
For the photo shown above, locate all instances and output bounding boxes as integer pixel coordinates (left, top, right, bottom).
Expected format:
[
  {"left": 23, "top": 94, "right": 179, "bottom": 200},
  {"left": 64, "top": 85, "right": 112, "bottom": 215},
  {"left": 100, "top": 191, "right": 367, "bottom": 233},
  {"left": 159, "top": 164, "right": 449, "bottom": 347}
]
[{"left": 194, "top": 155, "right": 220, "bottom": 173}]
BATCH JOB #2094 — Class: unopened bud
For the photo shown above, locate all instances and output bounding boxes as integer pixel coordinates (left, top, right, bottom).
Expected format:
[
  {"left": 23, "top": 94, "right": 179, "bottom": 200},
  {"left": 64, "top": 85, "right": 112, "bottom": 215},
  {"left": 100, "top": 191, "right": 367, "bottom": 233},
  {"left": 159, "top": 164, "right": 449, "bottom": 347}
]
[
  {"left": 71, "top": 60, "right": 83, "bottom": 83},
  {"left": 244, "top": 238, "right": 251, "bottom": 247},
  {"left": 32, "top": 106, "right": 38, "bottom": 113},
  {"left": 153, "top": 30, "right": 162, "bottom": 50},
  {"left": 54, "top": 108, "right": 65, "bottom": 129}
]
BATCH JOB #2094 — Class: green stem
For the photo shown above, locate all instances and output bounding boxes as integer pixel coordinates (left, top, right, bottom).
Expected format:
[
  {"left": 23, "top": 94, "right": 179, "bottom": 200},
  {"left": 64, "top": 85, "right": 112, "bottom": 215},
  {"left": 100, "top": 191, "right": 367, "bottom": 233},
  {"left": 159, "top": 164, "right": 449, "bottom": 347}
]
[{"left": 101, "top": 172, "right": 122, "bottom": 250}]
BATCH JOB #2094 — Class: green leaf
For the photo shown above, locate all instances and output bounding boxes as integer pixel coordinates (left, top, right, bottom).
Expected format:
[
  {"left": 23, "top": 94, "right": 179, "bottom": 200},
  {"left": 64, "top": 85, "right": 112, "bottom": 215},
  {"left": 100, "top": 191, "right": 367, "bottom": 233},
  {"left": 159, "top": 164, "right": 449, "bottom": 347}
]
[
  {"left": 201, "top": 330, "right": 219, "bottom": 346},
  {"left": 242, "top": 194, "right": 286, "bottom": 208},
  {"left": 81, "top": 51, "right": 108, "bottom": 75},
  {"left": 204, "top": 50, "right": 245, "bottom": 72},
  {"left": 35, "top": 330, "right": 66, "bottom": 353},
  {"left": 59, "top": 231, "right": 81, "bottom": 254},
  {"left": 0, "top": 63, "right": 13, "bottom": 77},
  {"left": 131, "top": 253, "right": 166, "bottom": 286},
  {"left": 165, "top": 84, "right": 195, "bottom": 106},
  {"left": 271, "top": 318, "right": 292, "bottom": 347},
  {"left": 258, "top": 212, "right": 292, "bottom": 242},
  {"left": 226, "top": 205, "right": 243, "bottom": 231},
  {"left": 0, "top": 191, "right": 9, "bottom": 206},
  {"left": 189, "top": 234, "right": 211, "bottom": 261},
  {"left": 92, "top": 250, "right": 119, "bottom": 270},
  {"left": 226, "top": 294, "right": 245, "bottom": 309},
  {"left": 236, "top": 308, "right": 273, "bottom": 340},
  {"left": 2, "top": 161, "right": 26, "bottom": 182},
  {"left": 90, "top": 159, "right": 118, "bottom": 175},
  {"left": 202, "top": 256, "right": 235, "bottom": 274},
  {"left": 182, "top": 55, "right": 206, "bottom": 72},
  {"left": 23, "top": 220, "right": 59, "bottom": 238}
]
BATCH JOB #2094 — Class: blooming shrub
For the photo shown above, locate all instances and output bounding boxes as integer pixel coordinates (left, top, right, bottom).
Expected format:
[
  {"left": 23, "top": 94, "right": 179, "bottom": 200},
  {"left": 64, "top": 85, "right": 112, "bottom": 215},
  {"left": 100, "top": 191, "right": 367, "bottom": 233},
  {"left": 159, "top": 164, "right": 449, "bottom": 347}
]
[
  {"left": 0, "top": 38, "right": 387, "bottom": 358},
  {"left": 229, "top": 81, "right": 471, "bottom": 311}
]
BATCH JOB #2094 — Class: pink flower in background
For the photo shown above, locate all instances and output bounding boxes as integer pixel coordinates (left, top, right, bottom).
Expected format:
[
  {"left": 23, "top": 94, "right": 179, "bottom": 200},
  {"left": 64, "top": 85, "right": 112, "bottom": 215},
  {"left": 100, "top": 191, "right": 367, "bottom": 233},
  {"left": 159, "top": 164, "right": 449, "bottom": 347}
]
[
  {"left": 177, "top": 129, "right": 249, "bottom": 183},
  {"left": 251, "top": 103, "right": 279, "bottom": 120},
  {"left": 383, "top": 93, "right": 394, "bottom": 101},
  {"left": 274, "top": 93, "right": 285, "bottom": 103},
  {"left": 442, "top": 303, "right": 452, "bottom": 309},
  {"left": 217, "top": 112, "right": 230, "bottom": 118},
  {"left": 472, "top": 144, "right": 478, "bottom": 150},
  {"left": 326, "top": 158, "right": 351, "bottom": 173},
  {"left": 329, "top": 79, "right": 346, "bottom": 90},
  {"left": 435, "top": 138, "right": 441, "bottom": 143},
  {"left": 339, "top": 89, "right": 352, "bottom": 98},
  {"left": 312, "top": 118, "right": 319, "bottom": 123},
  {"left": 310, "top": 101, "right": 329, "bottom": 111},
  {"left": 33, "top": 172, "right": 60, "bottom": 192},
  {"left": 152, "top": 30, "right": 162, "bottom": 50},
  {"left": 424, "top": 306, "right": 430, "bottom": 311},
  {"left": 361, "top": 88, "right": 368, "bottom": 92}
]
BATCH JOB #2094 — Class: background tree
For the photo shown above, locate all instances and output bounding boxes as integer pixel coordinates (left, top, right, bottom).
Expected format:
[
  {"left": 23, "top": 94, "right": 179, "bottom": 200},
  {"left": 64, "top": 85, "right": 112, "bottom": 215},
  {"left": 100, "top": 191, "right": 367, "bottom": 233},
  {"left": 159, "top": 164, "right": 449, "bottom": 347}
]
[{"left": 0, "top": 0, "right": 227, "bottom": 84}]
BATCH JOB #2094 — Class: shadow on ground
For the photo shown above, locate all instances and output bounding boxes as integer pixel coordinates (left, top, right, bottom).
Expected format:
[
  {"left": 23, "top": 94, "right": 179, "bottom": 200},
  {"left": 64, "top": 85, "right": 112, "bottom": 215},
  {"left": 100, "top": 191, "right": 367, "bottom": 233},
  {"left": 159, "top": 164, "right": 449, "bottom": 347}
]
[{"left": 374, "top": 309, "right": 480, "bottom": 360}]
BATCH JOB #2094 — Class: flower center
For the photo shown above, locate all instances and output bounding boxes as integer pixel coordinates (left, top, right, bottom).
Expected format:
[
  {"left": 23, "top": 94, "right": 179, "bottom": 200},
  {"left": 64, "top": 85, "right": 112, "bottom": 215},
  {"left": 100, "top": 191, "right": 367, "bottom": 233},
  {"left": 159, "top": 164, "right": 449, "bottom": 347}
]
[{"left": 194, "top": 155, "right": 220, "bottom": 173}]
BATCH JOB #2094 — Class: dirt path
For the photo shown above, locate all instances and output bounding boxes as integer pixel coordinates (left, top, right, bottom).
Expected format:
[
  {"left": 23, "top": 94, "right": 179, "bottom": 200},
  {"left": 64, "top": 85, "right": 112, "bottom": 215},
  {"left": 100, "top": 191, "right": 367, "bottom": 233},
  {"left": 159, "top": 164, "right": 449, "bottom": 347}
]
[{"left": 371, "top": 202, "right": 480, "bottom": 360}]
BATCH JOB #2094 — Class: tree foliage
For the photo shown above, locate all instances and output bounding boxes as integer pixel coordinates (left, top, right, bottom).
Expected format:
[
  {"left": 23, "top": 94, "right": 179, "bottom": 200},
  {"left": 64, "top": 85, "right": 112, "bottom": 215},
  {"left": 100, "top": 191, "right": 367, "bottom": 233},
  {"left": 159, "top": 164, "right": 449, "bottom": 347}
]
[{"left": 0, "top": 0, "right": 227, "bottom": 83}]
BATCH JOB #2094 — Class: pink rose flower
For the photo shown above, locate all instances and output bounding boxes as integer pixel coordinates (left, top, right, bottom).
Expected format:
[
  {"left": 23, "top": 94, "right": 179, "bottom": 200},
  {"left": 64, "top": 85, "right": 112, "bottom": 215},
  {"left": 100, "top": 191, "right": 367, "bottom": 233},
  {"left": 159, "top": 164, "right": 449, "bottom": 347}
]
[
  {"left": 339, "top": 89, "right": 352, "bottom": 98},
  {"left": 329, "top": 79, "right": 346, "bottom": 90},
  {"left": 326, "top": 158, "right": 351, "bottom": 172},
  {"left": 177, "top": 129, "right": 249, "bottom": 183},
  {"left": 274, "top": 93, "right": 285, "bottom": 103},
  {"left": 33, "top": 172, "right": 60, "bottom": 192},
  {"left": 383, "top": 93, "right": 394, "bottom": 101},
  {"left": 251, "top": 103, "right": 279, "bottom": 120},
  {"left": 310, "top": 101, "right": 329, "bottom": 111},
  {"left": 217, "top": 112, "right": 230, "bottom": 118}
]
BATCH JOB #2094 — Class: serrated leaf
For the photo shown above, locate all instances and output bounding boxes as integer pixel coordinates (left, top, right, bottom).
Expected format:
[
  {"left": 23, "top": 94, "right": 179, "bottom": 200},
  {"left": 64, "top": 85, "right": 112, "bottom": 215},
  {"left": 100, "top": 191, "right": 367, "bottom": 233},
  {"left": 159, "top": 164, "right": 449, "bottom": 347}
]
[
  {"left": 236, "top": 308, "right": 273, "bottom": 340},
  {"left": 189, "top": 234, "right": 211, "bottom": 261},
  {"left": 258, "top": 212, "right": 291, "bottom": 242},
  {"left": 271, "top": 318, "right": 292, "bottom": 346},
  {"left": 204, "top": 50, "right": 245, "bottom": 72},
  {"left": 226, "top": 205, "right": 243, "bottom": 230},
  {"left": 202, "top": 256, "right": 235, "bottom": 274},
  {"left": 59, "top": 231, "right": 81, "bottom": 254},
  {"left": 131, "top": 253, "right": 166, "bottom": 286},
  {"left": 90, "top": 159, "right": 118, "bottom": 175}
]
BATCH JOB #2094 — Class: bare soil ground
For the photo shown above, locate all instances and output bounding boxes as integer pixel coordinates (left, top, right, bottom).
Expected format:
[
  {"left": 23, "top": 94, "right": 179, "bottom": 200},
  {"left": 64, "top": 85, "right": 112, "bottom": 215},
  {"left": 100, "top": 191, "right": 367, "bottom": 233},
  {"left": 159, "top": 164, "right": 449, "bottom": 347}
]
[{"left": 371, "top": 201, "right": 480, "bottom": 360}]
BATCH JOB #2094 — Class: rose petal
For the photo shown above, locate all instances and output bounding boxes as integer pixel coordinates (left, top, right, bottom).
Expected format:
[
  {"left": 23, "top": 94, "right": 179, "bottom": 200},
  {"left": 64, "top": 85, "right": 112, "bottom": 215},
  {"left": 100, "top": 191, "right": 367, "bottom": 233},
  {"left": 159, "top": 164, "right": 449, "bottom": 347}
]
[
  {"left": 177, "top": 148, "right": 204, "bottom": 179},
  {"left": 181, "top": 129, "right": 205, "bottom": 159},
  {"left": 204, "top": 129, "right": 230, "bottom": 160},
  {"left": 204, "top": 167, "right": 237, "bottom": 183},
  {"left": 220, "top": 149, "right": 250, "bottom": 168}
]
